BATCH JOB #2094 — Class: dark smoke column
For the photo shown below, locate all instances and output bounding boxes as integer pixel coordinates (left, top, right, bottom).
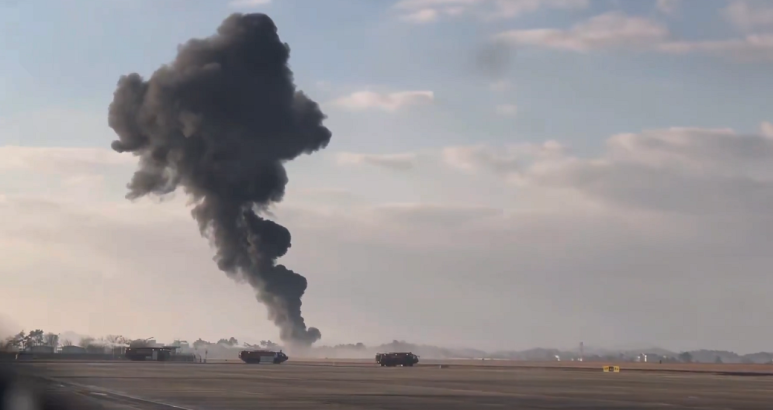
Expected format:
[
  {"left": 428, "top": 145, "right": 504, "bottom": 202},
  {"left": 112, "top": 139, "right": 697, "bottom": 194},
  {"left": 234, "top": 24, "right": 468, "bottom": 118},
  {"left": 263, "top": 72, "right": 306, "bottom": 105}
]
[{"left": 107, "top": 13, "right": 330, "bottom": 346}]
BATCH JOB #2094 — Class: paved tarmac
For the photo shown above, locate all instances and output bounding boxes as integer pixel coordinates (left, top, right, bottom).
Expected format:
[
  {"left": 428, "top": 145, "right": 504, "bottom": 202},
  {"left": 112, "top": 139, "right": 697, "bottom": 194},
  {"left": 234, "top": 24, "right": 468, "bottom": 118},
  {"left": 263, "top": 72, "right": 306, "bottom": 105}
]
[{"left": 14, "top": 361, "right": 773, "bottom": 409}]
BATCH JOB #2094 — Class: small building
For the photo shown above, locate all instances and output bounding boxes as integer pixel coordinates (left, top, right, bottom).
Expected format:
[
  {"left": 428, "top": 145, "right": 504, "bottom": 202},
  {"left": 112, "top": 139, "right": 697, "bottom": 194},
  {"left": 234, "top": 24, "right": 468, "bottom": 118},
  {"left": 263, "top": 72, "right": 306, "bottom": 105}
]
[
  {"left": 60, "top": 346, "right": 86, "bottom": 354},
  {"left": 27, "top": 346, "right": 54, "bottom": 354},
  {"left": 85, "top": 344, "right": 107, "bottom": 354},
  {"left": 111, "top": 346, "right": 128, "bottom": 356},
  {"left": 125, "top": 346, "right": 182, "bottom": 361},
  {"left": 637, "top": 353, "right": 666, "bottom": 363}
]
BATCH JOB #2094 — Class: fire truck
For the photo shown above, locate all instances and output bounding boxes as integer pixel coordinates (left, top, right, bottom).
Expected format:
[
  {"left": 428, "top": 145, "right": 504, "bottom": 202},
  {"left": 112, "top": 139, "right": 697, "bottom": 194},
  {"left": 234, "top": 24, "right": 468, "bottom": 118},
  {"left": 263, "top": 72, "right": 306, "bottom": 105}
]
[
  {"left": 238, "top": 350, "right": 289, "bottom": 364},
  {"left": 375, "top": 352, "right": 419, "bottom": 367}
]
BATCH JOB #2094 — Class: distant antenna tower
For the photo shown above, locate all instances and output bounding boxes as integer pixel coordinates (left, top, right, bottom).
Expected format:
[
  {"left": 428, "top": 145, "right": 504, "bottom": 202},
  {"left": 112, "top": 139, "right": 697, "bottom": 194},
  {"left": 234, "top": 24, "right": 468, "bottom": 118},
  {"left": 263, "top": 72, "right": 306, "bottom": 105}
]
[{"left": 579, "top": 342, "right": 584, "bottom": 362}]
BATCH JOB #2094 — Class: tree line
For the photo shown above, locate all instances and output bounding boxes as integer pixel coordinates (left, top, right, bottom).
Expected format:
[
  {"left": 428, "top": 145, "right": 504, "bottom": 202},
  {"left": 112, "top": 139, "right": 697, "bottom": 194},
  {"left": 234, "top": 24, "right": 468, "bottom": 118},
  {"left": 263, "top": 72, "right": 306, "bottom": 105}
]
[
  {"left": 2, "top": 330, "right": 283, "bottom": 352},
  {"left": 2, "top": 330, "right": 157, "bottom": 352},
  {"left": 190, "top": 338, "right": 280, "bottom": 350},
  {"left": 3, "top": 330, "right": 61, "bottom": 351}
]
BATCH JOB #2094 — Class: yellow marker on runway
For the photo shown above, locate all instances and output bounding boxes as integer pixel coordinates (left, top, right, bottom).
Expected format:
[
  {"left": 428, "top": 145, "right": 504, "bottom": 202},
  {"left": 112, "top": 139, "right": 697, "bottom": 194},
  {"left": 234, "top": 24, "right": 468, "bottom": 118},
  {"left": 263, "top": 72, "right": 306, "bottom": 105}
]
[{"left": 602, "top": 365, "right": 620, "bottom": 372}]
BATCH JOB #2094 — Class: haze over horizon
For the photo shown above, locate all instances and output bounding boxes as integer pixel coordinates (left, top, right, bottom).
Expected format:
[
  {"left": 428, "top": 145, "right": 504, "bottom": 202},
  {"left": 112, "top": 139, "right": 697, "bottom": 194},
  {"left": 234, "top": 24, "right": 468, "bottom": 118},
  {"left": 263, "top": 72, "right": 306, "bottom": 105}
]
[
  {"left": 2, "top": 0, "right": 772, "bottom": 353},
  {"left": 5, "top": 325, "right": 762, "bottom": 357}
]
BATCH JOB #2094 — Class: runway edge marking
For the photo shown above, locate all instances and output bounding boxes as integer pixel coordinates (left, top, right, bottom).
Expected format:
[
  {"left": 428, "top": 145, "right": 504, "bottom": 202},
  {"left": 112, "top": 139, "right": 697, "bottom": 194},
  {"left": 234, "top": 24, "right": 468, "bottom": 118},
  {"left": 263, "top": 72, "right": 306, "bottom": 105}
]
[{"left": 38, "top": 376, "right": 200, "bottom": 410}]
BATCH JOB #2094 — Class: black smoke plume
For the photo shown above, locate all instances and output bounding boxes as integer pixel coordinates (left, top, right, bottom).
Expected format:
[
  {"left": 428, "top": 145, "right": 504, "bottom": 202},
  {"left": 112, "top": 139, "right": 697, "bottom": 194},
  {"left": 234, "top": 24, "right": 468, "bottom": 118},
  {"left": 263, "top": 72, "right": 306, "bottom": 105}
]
[{"left": 107, "top": 13, "right": 330, "bottom": 346}]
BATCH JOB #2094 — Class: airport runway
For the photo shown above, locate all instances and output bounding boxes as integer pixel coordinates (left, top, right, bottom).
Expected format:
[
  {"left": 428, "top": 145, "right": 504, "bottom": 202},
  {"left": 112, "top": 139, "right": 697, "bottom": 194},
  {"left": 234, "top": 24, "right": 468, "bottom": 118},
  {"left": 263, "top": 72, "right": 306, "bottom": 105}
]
[{"left": 15, "top": 361, "right": 773, "bottom": 409}]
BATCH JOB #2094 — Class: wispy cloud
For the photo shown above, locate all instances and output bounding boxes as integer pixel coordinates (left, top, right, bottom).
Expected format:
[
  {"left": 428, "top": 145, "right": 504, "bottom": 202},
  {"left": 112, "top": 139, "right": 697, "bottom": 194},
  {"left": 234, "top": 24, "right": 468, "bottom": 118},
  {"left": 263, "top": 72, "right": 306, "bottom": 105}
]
[
  {"left": 489, "top": 80, "right": 512, "bottom": 92},
  {"left": 723, "top": 1, "right": 773, "bottom": 31},
  {"left": 660, "top": 35, "right": 773, "bottom": 61},
  {"left": 655, "top": 0, "right": 680, "bottom": 15},
  {"left": 495, "top": 11, "right": 773, "bottom": 61},
  {"left": 442, "top": 140, "right": 564, "bottom": 175},
  {"left": 335, "top": 152, "right": 418, "bottom": 171},
  {"left": 372, "top": 202, "right": 503, "bottom": 227},
  {"left": 331, "top": 90, "right": 434, "bottom": 112},
  {"left": 227, "top": 0, "right": 271, "bottom": 8},
  {"left": 0, "top": 146, "right": 134, "bottom": 172},
  {"left": 401, "top": 8, "right": 440, "bottom": 23},
  {"left": 495, "top": 104, "right": 517, "bottom": 116},
  {"left": 496, "top": 12, "right": 670, "bottom": 52},
  {"left": 394, "top": 0, "right": 588, "bottom": 24}
]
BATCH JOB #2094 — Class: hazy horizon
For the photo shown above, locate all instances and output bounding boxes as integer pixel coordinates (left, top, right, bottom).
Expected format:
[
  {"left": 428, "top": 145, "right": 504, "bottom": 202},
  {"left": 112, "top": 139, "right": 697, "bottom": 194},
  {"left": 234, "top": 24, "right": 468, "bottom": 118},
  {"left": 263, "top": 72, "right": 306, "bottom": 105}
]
[
  {"left": 2, "top": 324, "right": 771, "bottom": 356},
  {"left": 6, "top": 326, "right": 770, "bottom": 356},
  {"left": 2, "top": 0, "right": 772, "bottom": 353}
]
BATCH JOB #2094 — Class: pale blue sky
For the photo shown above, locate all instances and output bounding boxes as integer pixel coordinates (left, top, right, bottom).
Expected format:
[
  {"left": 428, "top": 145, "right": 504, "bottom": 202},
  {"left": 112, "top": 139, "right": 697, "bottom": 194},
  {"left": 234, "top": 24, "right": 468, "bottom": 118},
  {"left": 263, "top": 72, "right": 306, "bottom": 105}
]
[
  {"left": 3, "top": 0, "right": 771, "bottom": 152},
  {"left": 2, "top": 0, "right": 773, "bottom": 352}
]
